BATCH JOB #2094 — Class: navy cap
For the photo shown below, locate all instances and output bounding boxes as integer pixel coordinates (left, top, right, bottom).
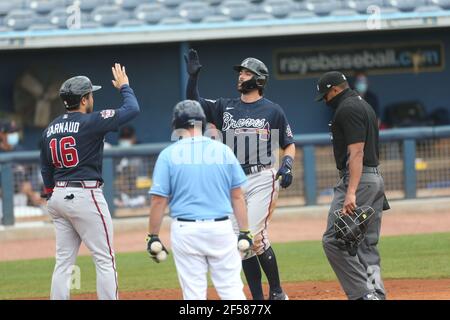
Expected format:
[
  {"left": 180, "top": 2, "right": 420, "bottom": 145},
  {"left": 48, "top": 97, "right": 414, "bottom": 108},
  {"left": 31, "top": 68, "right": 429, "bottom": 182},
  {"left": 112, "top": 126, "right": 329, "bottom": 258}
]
[
  {"left": 0, "top": 120, "right": 19, "bottom": 133},
  {"left": 315, "top": 71, "right": 348, "bottom": 102}
]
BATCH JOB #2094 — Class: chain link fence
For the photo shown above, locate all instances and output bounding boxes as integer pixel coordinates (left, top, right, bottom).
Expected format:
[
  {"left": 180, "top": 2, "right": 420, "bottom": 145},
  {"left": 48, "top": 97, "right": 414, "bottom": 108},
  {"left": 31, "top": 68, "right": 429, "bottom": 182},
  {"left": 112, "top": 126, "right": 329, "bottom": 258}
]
[{"left": 2, "top": 129, "right": 450, "bottom": 223}]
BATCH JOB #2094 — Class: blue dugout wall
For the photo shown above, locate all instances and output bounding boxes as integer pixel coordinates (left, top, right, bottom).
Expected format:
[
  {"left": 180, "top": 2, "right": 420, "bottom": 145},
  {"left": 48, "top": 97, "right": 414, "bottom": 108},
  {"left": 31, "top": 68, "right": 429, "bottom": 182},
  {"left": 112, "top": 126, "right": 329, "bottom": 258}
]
[{"left": 0, "top": 27, "right": 449, "bottom": 149}]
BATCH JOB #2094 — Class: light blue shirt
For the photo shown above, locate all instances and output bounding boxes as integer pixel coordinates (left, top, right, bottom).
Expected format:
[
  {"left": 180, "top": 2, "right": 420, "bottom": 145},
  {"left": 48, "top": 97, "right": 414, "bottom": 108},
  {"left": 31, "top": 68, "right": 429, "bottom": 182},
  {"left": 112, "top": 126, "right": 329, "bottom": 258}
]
[{"left": 149, "top": 136, "right": 247, "bottom": 220}]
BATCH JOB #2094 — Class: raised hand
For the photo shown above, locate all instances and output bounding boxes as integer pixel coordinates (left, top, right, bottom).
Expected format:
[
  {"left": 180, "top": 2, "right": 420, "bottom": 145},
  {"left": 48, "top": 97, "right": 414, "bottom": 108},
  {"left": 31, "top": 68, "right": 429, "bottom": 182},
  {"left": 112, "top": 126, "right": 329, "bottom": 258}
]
[
  {"left": 111, "top": 63, "right": 129, "bottom": 89},
  {"left": 184, "top": 49, "right": 202, "bottom": 76}
]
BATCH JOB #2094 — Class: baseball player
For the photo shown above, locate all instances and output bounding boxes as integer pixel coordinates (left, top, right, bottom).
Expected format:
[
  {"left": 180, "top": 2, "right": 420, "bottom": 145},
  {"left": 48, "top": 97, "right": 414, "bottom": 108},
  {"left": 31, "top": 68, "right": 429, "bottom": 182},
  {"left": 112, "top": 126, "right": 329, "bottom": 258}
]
[
  {"left": 185, "top": 49, "right": 296, "bottom": 300},
  {"left": 40, "top": 64, "right": 140, "bottom": 300},
  {"left": 146, "top": 100, "right": 253, "bottom": 300},
  {"left": 316, "top": 71, "right": 389, "bottom": 300}
]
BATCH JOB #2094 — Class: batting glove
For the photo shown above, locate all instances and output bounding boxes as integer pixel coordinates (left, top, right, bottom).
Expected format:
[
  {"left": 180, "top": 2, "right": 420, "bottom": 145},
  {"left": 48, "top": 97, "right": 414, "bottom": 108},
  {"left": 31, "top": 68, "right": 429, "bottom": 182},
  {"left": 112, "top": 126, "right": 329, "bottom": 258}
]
[
  {"left": 276, "top": 155, "right": 294, "bottom": 188},
  {"left": 184, "top": 49, "right": 202, "bottom": 76},
  {"left": 146, "top": 234, "right": 168, "bottom": 263}
]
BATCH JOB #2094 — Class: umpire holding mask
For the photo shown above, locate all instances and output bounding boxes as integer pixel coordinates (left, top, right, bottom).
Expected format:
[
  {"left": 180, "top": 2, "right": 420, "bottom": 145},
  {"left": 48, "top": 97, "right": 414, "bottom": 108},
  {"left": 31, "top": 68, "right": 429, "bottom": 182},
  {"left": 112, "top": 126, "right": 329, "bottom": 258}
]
[{"left": 316, "top": 71, "right": 390, "bottom": 300}]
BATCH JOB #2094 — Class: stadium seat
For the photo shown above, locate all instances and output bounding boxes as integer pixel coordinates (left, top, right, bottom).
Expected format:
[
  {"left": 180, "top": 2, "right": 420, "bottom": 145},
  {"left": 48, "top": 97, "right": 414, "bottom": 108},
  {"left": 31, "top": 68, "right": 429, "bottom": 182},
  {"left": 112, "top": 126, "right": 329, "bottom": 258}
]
[
  {"left": 4, "top": 9, "right": 35, "bottom": 31},
  {"left": 219, "top": 0, "right": 251, "bottom": 20},
  {"left": 178, "top": 2, "right": 211, "bottom": 23},
  {"left": 203, "top": 15, "right": 232, "bottom": 23},
  {"left": 79, "top": 21, "right": 101, "bottom": 29},
  {"left": 116, "top": 19, "right": 145, "bottom": 27},
  {"left": 430, "top": 0, "right": 450, "bottom": 10},
  {"left": 345, "top": 0, "right": 385, "bottom": 14},
  {"left": 379, "top": 7, "right": 400, "bottom": 14},
  {"left": 28, "top": 23, "right": 58, "bottom": 31},
  {"left": 26, "top": 0, "right": 67, "bottom": 15},
  {"left": 288, "top": 10, "right": 316, "bottom": 19},
  {"left": 0, "top": 1, "right": 25, "bottom": 17},
  {"left": 159, "top": 16, "right": 189, "bottom": 25},
  {"left": 114, "top": 0, "right": 142, "bottom": 11},
  {"left": 306, "top": 0, "right": 342, "bottom": 16},
  {"left": 157, "top": 0, "right": 184, "bottom": 8},
  {"left": 134, "top": 3, "right": 169, "bottom": 25},
  {"left": 205, "top": 0, "right": 224, "bottom": 6},
  {"left": 76, "top": 0, "right": 110, "bottom": 13},
  {"left": 49, "top": 7, "right": 70, "bottom": 28},
  {"left": 246, "top": 12, "right": 275, "bottom": 21},
  {"left": 388, "top": 0, "right": 427, "bottom": 12},
  {"left": 92, "top": 5, "right": 128, "bottom": 27},
  {"left": 263, "top": 0, "right": 296, "bottom": 19},
  {"left": 415, "top": 5, "right": 443, "bottom": 12},
  {"left": 330, "top": 9, "right": 359, "bottom": 16}
]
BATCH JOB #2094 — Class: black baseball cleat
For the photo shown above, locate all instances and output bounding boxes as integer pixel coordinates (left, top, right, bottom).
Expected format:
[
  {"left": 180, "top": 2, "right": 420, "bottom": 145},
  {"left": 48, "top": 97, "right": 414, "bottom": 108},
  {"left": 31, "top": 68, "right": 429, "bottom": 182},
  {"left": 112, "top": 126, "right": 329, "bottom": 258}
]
[{"left": 269, "top": 291, "right": 289, "bottom": 300}]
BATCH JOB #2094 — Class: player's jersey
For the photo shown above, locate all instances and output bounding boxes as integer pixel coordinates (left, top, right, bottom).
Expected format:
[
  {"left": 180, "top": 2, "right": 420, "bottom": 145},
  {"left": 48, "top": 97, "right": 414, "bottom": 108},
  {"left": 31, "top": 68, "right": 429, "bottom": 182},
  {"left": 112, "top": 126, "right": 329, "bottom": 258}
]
[
  {"left": 40, "top": 85, "right": 140, "bottom": 189},
  {"left": 198, "top": 97, "right": 294, "bottom": 170}
]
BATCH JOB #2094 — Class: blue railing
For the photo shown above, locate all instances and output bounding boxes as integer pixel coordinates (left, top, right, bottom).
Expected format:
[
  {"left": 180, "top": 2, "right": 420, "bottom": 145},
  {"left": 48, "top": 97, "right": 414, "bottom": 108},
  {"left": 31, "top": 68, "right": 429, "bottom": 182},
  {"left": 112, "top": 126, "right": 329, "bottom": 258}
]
[{"left": 1, "top": 125, "right": 450, "bottom": 226}]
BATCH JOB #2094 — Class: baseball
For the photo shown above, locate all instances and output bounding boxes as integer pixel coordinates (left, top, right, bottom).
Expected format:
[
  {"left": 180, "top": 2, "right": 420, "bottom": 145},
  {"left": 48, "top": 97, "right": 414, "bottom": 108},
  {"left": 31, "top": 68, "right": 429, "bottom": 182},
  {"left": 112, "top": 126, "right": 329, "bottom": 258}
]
[
  {"left": 238, "top": 239, "right": 250, "bottom": 251},
  {"left": 156, "top": 250, "right": 167, "bottom": 262},
  {"left": 150, "top": 241, "right": 163, "bottom": 254}
]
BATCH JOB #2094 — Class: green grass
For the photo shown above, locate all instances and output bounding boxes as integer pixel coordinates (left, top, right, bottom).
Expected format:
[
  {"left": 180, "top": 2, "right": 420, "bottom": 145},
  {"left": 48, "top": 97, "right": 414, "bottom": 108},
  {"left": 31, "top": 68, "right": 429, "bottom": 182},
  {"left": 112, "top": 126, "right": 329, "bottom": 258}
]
[{"left": 1, "top": 232, "right": 449, "bottom": 299}]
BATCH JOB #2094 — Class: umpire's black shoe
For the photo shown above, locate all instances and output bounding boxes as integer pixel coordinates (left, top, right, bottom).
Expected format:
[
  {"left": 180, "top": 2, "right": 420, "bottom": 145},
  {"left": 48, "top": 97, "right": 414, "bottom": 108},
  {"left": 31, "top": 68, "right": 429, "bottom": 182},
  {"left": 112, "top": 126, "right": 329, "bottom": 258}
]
[{"left": 269, "top": 291, "right": 289, "bottom": 300}]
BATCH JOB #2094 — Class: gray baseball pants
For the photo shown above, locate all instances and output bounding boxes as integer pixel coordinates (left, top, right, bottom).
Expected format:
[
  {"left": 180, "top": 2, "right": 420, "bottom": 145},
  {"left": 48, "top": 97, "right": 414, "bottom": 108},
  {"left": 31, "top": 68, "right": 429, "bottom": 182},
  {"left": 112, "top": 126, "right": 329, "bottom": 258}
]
[{"left": 322, "top": 169, "right": 386, "bottom": 300}]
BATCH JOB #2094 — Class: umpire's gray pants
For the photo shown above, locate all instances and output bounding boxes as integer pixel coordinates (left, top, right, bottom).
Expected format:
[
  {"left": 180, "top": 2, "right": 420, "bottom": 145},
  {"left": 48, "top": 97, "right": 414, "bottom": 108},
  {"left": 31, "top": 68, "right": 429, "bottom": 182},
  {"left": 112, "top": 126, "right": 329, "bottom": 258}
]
[{"left": 322, "top": 171, "right": 386, "bottom": 300}]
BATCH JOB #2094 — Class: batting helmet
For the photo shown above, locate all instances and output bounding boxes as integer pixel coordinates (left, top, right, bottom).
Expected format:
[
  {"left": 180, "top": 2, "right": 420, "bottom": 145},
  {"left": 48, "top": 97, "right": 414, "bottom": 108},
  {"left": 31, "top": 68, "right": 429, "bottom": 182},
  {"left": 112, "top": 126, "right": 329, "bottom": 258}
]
[
  {"left": 172, "top": 100, "right": 206, "bottom": 130},
  {"left": 233, "top": 58, "right": 269, "bottom": 92},
  {"left": 333, "top": 206, "right": 375, "bottom": 256},
  {"left": 59, "top": 76, "right": 102, "bottom": 109}
]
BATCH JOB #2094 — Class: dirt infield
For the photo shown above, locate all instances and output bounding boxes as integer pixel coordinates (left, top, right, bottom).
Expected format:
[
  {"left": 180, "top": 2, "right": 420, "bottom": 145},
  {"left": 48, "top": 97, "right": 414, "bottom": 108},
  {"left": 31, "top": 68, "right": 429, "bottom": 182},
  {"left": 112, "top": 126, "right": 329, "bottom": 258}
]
[
  {"left": 3, "top": 198, "right": 450, "bottom": 300},
  {"left": 68, "top": 279, "right": 450, "bottom": 300},
  {"left": 2, "top": 203, "right": 450, "bottom": 261}
]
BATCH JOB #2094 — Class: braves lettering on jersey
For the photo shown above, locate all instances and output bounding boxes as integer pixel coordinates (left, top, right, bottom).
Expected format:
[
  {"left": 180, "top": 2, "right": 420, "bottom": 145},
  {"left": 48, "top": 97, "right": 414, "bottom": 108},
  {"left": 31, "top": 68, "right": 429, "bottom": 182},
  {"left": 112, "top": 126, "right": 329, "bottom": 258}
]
[
  {"left": 40, "top": 85, "right": 139, "bottom": 189},
  {"left": 199, "top": 97, "right": 294, "bottom": 170}
]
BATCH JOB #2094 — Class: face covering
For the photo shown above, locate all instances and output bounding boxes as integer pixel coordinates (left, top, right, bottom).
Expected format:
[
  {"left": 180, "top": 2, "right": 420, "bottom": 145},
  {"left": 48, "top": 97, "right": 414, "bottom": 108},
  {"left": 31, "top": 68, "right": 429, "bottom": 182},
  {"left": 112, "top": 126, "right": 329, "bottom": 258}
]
[
  {"left": 355, "top": 81, "right": 368, "bottom": 94},
  {"left": 118, "top": 139, "right": 132, "bottom": 147},
  {"left": 7, "top": 132, "right": 19, "bottom": 146}
]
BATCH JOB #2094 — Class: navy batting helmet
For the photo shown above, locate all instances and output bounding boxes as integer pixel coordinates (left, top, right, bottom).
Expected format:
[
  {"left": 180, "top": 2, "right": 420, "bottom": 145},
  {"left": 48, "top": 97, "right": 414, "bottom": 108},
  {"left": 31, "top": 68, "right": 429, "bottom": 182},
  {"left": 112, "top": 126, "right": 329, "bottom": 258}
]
[
  {"left": 172, "top": 100, "right": 206, "bottom": 130},
  {"left": 59, "top": 76, "right": 102, "bottom": 109},
  {"left": 233, "top": 57, "right": 269, "bottom": 92}
]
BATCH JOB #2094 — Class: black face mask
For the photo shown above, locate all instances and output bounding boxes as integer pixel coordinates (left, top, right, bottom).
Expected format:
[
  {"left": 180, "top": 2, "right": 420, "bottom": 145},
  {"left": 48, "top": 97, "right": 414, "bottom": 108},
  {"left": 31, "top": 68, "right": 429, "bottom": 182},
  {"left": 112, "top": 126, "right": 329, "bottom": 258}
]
[
  {"left": 325, "top": 92, "right": 341, "bottom": 110},
  {"left": 238, "top": 77, "right": 258, "bottom": 94}
]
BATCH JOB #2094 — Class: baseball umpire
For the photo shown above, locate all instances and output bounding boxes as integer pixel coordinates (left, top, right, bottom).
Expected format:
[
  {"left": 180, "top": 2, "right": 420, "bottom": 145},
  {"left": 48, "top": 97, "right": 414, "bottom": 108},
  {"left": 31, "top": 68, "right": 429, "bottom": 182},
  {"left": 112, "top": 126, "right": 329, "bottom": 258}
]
[
  {"left": 146, "top": 100, "right": 252, "bottom": 300},
  {"left": 185, "top": 49, "right": 295, "bottom": 300},
  {"left": 316, "top": 71, "right": 389, "bottom": 300},
  {"left": 40, "top": 64, "right": 140, "bottom": 300}
]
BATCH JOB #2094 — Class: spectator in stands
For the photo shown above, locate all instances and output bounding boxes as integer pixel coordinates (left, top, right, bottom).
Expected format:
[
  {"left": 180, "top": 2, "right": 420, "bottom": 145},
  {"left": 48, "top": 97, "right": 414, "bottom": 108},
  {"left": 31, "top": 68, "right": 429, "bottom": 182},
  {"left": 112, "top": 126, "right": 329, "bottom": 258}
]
[
  {"left": 0, "top": 119, "right": 45, "bottom": 207},
  {"left": 118, "top": 125, "right": 138, "bottom": 147},
  {"left": 114, "top": 125, "right": 147, "bottom": 208},
  {"left": 0, "top": 119, "right": 24, "bottom": 152},
  {"left": 353, "top": 71, "right": 381, "bottom": 124}
]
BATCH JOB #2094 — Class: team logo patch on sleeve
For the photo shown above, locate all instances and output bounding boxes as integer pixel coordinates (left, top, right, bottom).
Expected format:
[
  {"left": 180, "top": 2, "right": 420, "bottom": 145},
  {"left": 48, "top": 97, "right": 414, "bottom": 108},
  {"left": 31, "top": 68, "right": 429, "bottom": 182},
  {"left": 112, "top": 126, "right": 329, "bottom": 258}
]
[
  {"left": 286, "top": 125, "right": 293, "bottom": 138},
  {"left": 100, "top": 110, "right": 116, "bottom": 119}
]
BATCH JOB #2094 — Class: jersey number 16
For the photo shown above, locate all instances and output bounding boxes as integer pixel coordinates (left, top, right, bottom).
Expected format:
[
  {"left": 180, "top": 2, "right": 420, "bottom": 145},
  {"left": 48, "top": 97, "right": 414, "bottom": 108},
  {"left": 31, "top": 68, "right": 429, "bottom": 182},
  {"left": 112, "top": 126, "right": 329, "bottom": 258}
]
[{"left": 49, "top": 136, "right": 80, "bottom": 168}]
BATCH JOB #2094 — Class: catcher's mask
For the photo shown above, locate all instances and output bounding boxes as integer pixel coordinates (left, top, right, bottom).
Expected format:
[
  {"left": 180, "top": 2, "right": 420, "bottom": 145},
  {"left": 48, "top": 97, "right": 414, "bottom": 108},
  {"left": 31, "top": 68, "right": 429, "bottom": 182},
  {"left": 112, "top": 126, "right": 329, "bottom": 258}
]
[{"left": 333, "top": 206, "right": 375, "bottom": 256}]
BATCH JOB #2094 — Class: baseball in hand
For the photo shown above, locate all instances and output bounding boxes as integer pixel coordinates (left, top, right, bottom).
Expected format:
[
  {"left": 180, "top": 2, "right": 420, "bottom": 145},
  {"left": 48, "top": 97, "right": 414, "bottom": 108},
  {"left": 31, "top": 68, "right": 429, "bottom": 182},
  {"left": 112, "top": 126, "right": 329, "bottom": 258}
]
[
  {"left": 238, "top": 239, "right": 250, "bottom": 252},
  {"left": 150, "top": 241, "right": 163, "bottom": 254},
  {"left": 156, "top": 250, "right": 167, "bottom": 262}
]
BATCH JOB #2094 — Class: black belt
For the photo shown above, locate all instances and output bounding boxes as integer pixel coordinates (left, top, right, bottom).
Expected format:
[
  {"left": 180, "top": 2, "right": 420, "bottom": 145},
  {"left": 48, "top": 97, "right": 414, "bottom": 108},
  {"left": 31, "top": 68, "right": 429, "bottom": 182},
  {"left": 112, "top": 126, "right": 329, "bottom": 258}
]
[
  {"left": 176, "top": 216, "right": 229, "bottom": 222},
  {"left": 242, "top": 165, "right": 270, "bottom": 175},
  {"left": 55, "top": 181, "right": 102, "bottom": 188},
  {"left": 339, "top": 166, "right": 380, "bottom": 178}
]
